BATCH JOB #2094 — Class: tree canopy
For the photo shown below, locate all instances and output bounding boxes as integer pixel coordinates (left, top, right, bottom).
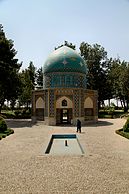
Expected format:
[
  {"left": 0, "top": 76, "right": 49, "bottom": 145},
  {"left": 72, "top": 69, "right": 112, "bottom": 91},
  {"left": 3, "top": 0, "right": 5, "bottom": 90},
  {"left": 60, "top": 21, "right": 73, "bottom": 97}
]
[
  {"left": 18, "top": 68, "right": 33, "bottom": 108},
  {"left": 0, "top": 24, "right": 21, "bottom": 112},
  {"left": 36, "top": 67, "right": 43, "bottom": 88},
  {"left": 108, "top": 58, "right": 129, "bottom": 111},
  {"left": 80, "top": 42, "right": 113, "bottom": 107}
]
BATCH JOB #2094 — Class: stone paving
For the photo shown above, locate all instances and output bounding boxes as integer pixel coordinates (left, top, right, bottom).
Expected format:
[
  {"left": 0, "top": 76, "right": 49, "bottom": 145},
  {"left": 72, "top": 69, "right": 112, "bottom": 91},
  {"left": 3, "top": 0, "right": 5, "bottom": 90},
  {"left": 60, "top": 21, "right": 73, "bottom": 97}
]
[{"left": 0, "top": 118, "right": 129, "bottom": 194}]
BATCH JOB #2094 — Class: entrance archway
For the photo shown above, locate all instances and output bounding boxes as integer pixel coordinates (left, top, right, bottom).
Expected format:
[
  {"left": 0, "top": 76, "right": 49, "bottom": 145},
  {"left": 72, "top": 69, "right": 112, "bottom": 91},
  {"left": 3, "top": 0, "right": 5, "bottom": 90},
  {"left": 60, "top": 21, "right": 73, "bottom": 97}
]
[
  {"left": 56, "top": 96, "right": 73, "bottom": 124},
  {"left": 84, "top": 97, "right": 94, "bottom": 121},
  {"left": 35, "top": 97, "right": 45, "bottom": 120}
]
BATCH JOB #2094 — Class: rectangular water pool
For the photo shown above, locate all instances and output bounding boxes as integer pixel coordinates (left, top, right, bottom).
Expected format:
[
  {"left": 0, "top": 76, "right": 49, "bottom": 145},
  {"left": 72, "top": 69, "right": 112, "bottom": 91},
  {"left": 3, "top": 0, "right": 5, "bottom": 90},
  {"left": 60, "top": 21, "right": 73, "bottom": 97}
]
[{"left": 45, "top": 134, "right": 84, "bottom": 155}]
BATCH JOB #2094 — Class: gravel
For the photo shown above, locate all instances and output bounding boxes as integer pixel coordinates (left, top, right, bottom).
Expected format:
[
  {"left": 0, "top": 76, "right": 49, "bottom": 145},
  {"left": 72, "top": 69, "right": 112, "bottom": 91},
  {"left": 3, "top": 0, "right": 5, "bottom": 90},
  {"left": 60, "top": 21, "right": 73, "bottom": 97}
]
[{"left": 0, "top": 118, "right": 129, "bottom": 194}]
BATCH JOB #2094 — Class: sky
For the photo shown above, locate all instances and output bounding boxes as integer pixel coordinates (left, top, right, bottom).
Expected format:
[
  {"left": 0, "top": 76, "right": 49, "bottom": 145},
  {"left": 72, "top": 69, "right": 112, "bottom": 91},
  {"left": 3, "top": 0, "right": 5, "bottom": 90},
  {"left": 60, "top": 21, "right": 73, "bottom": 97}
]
[{"left": 0, "top": 0, "right": 129, "bottom": 69}]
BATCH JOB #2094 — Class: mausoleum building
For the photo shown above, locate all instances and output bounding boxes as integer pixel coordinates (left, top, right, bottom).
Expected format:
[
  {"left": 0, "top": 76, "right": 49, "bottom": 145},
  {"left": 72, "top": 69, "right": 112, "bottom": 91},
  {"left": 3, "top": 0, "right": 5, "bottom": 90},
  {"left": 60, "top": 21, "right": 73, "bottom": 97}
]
[{"left": 32, "top": 46, "right": 98, "bottom": 125}]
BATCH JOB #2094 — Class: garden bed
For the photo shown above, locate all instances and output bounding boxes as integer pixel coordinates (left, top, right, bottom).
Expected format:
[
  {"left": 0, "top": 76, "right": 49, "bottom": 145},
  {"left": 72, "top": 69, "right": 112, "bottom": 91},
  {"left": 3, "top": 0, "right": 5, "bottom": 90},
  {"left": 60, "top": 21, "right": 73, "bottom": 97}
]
[
  {"left": 0, "top": 128, "right": 14, "bottom": 140},
  {"left": 116, "top": 129, "right": 129, "bottom": 140}
]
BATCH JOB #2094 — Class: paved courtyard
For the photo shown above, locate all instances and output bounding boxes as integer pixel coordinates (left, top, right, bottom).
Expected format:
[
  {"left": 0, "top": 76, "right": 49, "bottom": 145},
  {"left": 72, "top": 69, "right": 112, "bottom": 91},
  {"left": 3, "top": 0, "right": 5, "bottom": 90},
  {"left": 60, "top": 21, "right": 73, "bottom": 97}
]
[{"left": 0, "top": 118, "right": 129, "bottom": 194}]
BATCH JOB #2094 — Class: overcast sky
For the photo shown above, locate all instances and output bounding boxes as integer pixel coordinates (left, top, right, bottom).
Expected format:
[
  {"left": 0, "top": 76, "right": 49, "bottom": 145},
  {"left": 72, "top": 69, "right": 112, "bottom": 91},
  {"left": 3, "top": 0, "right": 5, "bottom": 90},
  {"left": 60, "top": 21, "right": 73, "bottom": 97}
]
[{"left": 0, "top": 0, "right": 129, "bottom": 69}]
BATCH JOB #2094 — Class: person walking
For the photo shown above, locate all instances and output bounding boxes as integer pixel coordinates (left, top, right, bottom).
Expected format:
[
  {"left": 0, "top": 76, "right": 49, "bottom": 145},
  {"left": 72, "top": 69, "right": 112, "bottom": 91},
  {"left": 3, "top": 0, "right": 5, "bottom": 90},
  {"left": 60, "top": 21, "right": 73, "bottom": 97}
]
[{"left": 76, "top": 119, "right": 81, "bottom": 133}]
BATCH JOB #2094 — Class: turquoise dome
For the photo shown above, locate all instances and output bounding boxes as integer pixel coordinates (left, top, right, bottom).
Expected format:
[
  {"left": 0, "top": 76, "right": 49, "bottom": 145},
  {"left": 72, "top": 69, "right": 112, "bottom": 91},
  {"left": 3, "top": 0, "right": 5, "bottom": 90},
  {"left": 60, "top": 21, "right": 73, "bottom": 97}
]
[{"left": 43, "top": 46, "right": 87, "bottom": 74}]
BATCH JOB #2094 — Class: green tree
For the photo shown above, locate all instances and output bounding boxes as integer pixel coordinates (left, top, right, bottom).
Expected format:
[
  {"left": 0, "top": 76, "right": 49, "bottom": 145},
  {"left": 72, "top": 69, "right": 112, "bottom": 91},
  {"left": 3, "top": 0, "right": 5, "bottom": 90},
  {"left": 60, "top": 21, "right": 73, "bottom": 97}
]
[
  {"left": 36, "top": 67, "right": 43, "bottom": 88},
  {"left": 80, "top": 42, "right": 112, "bottom": 107},
  {"left": 18, "top": 69, "right": 33, "bottom": 108},
  {"left": 28, "top": 61, "right": 36, "bottom": 89},
  {"left": 55, "top": 40, "right": 76, "bottom": 50},
  {"left": 0, "top": 24, "right": 21, "bottom": 112},
  {"left": 10, "top": 97, "right": 16, "bottom": 111},
  {"left": 108, "top": 58, "right": 129, "bottom": 111}
]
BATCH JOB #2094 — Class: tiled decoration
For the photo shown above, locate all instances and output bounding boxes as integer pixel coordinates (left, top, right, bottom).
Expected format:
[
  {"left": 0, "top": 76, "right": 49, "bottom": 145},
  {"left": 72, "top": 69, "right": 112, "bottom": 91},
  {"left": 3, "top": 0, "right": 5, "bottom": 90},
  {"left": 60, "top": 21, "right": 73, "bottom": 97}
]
[
  {"left": 74, "top": 90, "right": 79, "bottom": 117},
  {"left": 44, "top": 91, "right": 48, "bottom": 117},
  {"left": 43, "top": 73, "right": 87, "bottom": 89},
  {"left": 49, "top": 90, "right": 55, "bottom": 117}
]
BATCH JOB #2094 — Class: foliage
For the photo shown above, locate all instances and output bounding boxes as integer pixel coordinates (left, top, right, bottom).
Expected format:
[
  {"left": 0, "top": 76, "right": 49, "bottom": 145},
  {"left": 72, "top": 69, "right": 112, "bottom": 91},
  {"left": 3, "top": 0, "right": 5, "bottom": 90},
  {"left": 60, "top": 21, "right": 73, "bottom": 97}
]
[
  {"left": 36, "top": 67, "right": 43, "bottom": 88},
  {"left": 0, "top": 128, "right": 14, "bottom": 140},
  {"left": 1, "top": 110, "right": 15, "bottom": 119},
  {"left": 18, "top": 62, "right": 37, "bottom": 108},
  {"left": 28, "top": 61, "right": 36, "bottom": 89},
  {"left": 116, "top": 129, "right": 129, "bottom": 139},
  {"left": 79, "top": 42, "right": 112, "bottom": 107},
  {"left": 55, "top": 40, "right": 76, "bottom": 50},
  {"left": 120, "top": 113, "right": 129, "bottom": 118},
  {"left": 0, "top": 116, "right": 7, "bottom": 132},
  {"left": 1, "top": 24, "right": 129, "bottom": 113},
  {"left": 10, "top": 97, "right": 16, "bottom": 111},
  {"left": 18, "top": 68, "right": 33, "bottom": 108},
  {"left": 123, "top": 118, "right": 129, "bottom": 132},
  {"left": 110, "top": 102, "right": 116, "bottom": 107},
  {"left": 108, "top": 58, "right": 129, "bottom": 112},
  {"left": 99, "top": 108, "right": 124, "bottom": 118},
  {"left": 0, "top": 24, "right": 21, "bottom": 112},
  {"left": 1, "top": 109, "right": 31, "bottom": 119},
  {"left": 14, "top": 108, "right": 31, "bottom": 119},
  {"left": 107, "top": 107, "right": 115, "bottom": 116}
]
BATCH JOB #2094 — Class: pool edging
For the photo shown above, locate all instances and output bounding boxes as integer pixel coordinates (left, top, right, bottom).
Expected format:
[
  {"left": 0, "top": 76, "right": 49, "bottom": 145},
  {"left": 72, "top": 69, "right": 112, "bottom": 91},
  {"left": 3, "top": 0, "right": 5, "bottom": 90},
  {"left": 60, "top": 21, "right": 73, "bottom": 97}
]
[{"left": 45, "top": 134, "right": 84, "bottom": 155}]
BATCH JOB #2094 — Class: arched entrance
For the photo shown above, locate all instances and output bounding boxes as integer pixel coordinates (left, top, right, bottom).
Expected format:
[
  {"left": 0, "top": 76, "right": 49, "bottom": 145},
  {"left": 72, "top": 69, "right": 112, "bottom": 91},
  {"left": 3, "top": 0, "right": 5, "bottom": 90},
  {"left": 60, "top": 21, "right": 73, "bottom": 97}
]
[
  {"left": 35, "top": 97, "right": 45, "bottom": 120},
  {"left": 56, "top": 96, "right": 73, "bottom": 124},
  {"left": 84, "top": 97, "right": 94, "bottom": 121}
]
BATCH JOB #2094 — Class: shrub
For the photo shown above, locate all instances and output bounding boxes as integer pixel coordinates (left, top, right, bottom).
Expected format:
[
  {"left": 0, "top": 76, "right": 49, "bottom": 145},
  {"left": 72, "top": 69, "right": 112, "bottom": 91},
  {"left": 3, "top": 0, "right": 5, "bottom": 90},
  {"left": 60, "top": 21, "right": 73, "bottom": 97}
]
[
  {"left": 4, "top": 128, "right": 14, "bottom": 135},
  {"left": 21, "top": 109, "right": 31, "bottom": 118},
  {"left": 116, "top": 129, "right": 129, "bottom": 139},
  {"left": 123, "top": 118, "right": 129, "bottom": 132},
  {"left": 9, "top": 129, "right": 14, "bottom": 134},
  {"left": 2, "top": 134, "right": 6, "bottom": 138},
  {"left": 1, "top": 111, "right": 15, "bottom": 119},
  {"left": 107, "top": 107, "right": 115, "bottom": 116},
  {"left": 0, "top": 128, "right": 14, "bottom": 140},
  {"left": 14, "top": 110, "right": 21, "bottom": 117},
  {"left": 0, "top": 116, "right": 7, "bottom": 133},
  {"left": 0, "top": 114, "right": 6, "bottom": 119}
]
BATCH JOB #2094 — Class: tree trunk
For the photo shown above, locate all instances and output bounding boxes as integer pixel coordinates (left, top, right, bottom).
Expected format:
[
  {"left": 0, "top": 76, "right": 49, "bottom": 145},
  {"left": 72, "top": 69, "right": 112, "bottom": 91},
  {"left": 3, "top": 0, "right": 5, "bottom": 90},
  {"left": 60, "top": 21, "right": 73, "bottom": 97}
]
[
  {"left": 26, "top": 102, "right": 29, "bottom": 109},
  {"left": 123, "top": 99, "right": 127, "bottom": 112},
  {"left": 116, "top": 98, "right": 118, "bottom": 107},
  {"left": 98, "top": 101, "right": 101, "bottom": 110},
  {"left": 126, "top": 99, "right": 129, "bottom": 112},
  {"left": 102, "top": 100, "right": 105, "bottom": 107},
  {"left": 0, "top": 98, "right": 5, "bottom": 114},
  {"left": 0, "top": 102, "right": 4, "bottom": 113},
  {"left": 120, "top": 100, "right": 123, "bottom": 108},
  {"left": 108, "top": 99, "right": 110, "bottom": 107},
  {"left": 0, "top": 105, "right": 2, "bottom": 114}
]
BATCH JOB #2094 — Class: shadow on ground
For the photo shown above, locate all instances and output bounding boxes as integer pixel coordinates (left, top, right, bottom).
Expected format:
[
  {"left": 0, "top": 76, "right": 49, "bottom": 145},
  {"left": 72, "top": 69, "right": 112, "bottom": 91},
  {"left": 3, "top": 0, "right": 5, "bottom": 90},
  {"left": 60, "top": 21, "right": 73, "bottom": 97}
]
[
  {"left": 5, "top": 119, "right": 33, "bottom": 128},
  {"left": 56, "top": 120, "right": 114, "bottom": 128},
  {"left": 5, "top": 119, "right": 114, "bottom": 129},
  {"left": 84, "top": 120, "right": 113, "bottom": 127},
  {"left": 95, "top": 120, "right": 113, "bottom": 127}
]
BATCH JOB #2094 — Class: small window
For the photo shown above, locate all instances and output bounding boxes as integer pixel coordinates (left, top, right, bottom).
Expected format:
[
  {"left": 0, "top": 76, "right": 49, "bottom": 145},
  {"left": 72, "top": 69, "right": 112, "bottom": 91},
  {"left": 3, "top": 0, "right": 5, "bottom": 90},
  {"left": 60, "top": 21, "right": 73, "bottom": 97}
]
[{"left": 62, "top": 99, "right": 67, "bottom": 106}]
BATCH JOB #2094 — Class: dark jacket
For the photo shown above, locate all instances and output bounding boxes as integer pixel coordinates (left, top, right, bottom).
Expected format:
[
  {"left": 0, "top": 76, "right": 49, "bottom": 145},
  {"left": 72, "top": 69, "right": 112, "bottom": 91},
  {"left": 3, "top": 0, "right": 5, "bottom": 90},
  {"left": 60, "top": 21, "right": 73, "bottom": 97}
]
[{"left": 77, "top": 119, "right": 81, "bottom": 128}]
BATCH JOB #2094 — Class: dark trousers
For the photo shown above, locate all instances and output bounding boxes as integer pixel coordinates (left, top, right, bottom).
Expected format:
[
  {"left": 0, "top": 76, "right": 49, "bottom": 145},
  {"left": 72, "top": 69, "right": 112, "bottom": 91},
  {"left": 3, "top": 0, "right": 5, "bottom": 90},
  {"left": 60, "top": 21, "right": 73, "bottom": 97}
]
[{"left": 77, "top": 127, "right": 81, "bottom": 133}]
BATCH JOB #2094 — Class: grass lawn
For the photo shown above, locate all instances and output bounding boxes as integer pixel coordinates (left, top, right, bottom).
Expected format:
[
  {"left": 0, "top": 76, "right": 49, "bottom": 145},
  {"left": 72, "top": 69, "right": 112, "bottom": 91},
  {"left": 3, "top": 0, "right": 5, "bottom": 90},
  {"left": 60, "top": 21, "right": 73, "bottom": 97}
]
[
  {"left": 1, "top": 110, "right": 15, "bottom": 118},
  {"left": 99, "top": 110, "right": 125, "bottom": 118},
  {"left": 1, "top": 109, "right": 31, "bottom": 119}
]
